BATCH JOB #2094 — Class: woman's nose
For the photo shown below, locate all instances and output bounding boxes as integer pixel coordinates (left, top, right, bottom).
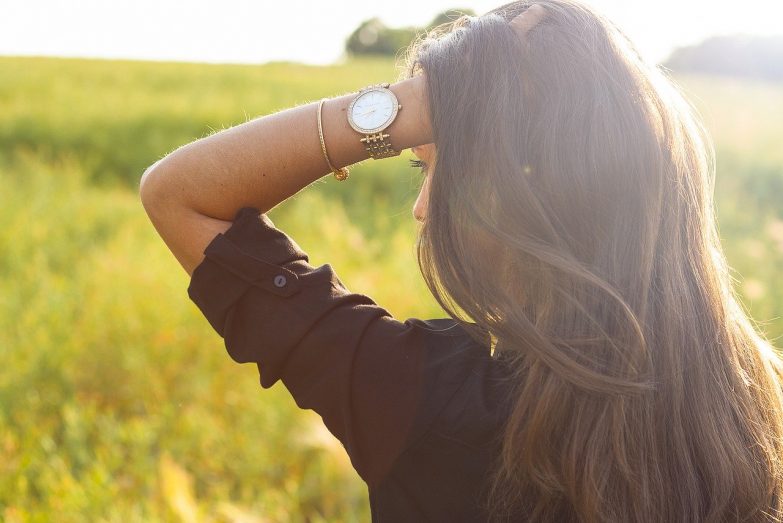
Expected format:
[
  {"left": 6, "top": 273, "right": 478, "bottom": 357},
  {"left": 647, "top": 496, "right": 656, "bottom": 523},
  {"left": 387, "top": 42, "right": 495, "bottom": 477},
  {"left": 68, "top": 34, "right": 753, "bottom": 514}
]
[
  {"left": 413, "top": 197, "right": 428, "bottom": 222},
  {"left": 413, "top": 206, "right": 424, "bottom": 223}
]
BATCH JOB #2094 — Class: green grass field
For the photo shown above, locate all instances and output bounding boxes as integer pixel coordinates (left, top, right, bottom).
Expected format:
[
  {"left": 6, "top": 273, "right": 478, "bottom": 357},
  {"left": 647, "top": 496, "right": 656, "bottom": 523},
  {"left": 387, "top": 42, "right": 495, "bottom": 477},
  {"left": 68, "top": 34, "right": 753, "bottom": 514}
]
[{"left": 1, "top": 55, "right": 782, "bottom": 522}]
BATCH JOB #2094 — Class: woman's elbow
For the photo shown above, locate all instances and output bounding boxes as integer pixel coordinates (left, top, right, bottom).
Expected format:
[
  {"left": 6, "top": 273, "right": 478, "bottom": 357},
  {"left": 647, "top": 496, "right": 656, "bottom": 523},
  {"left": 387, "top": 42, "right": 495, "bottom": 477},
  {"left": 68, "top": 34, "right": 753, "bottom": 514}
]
[{"left": 139, "top": 161, "right": 172, "bottom": 210}]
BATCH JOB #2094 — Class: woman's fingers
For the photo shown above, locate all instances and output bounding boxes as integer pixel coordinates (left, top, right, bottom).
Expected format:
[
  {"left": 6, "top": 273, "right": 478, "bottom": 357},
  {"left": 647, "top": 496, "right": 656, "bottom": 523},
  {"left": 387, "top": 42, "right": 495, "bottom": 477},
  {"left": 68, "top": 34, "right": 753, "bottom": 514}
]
[{"left": 509, "top": 4, "right": 548, "bottom": 37}]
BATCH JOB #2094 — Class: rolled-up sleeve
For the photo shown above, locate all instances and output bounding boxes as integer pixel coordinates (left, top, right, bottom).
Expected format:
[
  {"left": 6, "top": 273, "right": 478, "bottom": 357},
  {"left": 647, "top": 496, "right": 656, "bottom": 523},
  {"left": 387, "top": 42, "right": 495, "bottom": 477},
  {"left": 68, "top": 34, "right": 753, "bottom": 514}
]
[{"left": 186, "top": 206, "right": 490, "bottom": 488}]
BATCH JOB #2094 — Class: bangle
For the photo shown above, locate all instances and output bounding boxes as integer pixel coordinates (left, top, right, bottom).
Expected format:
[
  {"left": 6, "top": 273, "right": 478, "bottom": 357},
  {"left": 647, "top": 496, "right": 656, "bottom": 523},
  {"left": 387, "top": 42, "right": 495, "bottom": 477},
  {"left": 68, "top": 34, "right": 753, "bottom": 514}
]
[{"left": 317, "top": 98, "right": 350, "bottom": 181}]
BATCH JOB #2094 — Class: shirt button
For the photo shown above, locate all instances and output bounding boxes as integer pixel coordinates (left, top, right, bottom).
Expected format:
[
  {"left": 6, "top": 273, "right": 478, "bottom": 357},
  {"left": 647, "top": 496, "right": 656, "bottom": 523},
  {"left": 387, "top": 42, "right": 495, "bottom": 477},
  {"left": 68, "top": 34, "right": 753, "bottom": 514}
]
[{"left": 273, "top": 274, "right": 287, "bottom": 288}]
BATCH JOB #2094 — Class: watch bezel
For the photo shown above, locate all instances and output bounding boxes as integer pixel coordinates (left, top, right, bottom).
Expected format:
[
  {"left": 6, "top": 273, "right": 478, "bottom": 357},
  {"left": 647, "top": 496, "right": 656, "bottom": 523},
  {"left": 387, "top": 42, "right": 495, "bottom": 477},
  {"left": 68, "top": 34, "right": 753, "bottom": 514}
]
[{"left": 347, "top": 86, "right": 400, "bottom": 135}]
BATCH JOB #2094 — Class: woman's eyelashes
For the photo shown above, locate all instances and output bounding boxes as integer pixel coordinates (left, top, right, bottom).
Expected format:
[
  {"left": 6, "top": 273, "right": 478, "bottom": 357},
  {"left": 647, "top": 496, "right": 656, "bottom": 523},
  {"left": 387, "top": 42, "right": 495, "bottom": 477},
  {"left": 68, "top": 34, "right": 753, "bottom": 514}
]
[{"left": 408, "top": 158, "right": 428, "bottom": 176}]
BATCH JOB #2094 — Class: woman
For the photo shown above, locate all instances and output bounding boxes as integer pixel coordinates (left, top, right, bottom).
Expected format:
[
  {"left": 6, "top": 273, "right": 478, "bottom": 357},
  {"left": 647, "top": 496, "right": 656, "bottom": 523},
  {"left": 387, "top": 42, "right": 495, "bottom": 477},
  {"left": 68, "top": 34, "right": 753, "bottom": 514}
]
[{"left": 139, "top": 1, "right": 783, "bottom": 521}]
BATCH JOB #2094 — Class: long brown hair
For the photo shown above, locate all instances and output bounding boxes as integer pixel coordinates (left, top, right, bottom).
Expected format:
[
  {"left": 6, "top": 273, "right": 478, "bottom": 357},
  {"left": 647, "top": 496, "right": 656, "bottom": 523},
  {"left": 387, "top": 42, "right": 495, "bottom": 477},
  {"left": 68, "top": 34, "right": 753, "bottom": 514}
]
[{"left": 398, "top": 1, "right": 783, "bottom": 520}]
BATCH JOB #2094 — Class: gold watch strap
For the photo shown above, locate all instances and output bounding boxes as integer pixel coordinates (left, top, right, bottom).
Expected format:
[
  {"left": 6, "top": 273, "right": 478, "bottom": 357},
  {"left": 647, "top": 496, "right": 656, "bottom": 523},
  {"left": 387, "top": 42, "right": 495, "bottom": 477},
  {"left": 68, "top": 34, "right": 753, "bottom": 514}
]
[{"left": 361, "top": 132, "right": 401, "bottom": 159}]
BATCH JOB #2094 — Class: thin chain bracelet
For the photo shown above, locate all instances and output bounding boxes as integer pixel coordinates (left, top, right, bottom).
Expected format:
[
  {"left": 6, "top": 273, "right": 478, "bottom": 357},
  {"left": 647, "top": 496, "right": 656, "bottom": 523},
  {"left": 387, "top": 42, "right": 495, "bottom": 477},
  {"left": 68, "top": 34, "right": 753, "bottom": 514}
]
[{"left": 317, "top": 98, "right": 350, "bottom": 181}]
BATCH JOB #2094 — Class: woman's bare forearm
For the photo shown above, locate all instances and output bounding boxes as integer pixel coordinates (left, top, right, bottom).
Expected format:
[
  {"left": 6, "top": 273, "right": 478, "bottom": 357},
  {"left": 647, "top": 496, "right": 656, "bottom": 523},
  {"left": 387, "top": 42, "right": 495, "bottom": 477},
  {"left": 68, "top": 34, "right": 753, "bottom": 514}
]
[{"left": 139, "top": 74, "right": 432, "bottom": 221}]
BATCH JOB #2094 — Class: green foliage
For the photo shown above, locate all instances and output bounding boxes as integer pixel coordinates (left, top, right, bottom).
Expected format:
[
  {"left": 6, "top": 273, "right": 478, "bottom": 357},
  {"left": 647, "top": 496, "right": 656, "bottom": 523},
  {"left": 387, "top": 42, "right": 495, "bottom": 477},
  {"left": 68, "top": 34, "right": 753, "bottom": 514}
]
[
  {"left": 345, "top": 18, "right": 419, "bottom": 58},
  {"left": 344, "top": 8, "right": 476, "bottom": 58},
  {"left": 425, "top": 8, "right": 477, "bottom": 30},
  {"left": 0, "top": 56, "right": 782, "bottom": 521}
]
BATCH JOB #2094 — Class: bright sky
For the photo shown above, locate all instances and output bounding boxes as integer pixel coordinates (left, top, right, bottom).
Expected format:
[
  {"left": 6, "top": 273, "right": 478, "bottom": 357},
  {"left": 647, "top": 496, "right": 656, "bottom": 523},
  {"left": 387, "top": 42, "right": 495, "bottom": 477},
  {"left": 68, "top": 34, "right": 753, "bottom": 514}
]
[{"left": 2, "top": 0, "right": 781, "bottom": 66}]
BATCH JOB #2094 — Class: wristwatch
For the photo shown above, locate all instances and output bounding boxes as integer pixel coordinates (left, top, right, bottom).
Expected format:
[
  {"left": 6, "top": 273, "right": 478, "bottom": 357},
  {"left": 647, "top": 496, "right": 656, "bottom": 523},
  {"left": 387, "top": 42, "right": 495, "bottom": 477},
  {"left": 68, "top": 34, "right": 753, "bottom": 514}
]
[{"left": 347, "top": 82, "right": 403, "bottom": 159}]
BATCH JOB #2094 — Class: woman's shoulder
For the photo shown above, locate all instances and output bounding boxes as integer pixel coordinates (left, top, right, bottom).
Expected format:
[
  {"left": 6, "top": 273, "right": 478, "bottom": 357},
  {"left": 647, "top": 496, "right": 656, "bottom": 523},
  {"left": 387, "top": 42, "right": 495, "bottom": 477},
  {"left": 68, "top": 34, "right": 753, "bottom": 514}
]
[
  {"left": 402, "top": 319, "right": 517, "bottom": 451},
  {"left": 369, "top": 339, "right": 516, "bottom": 520}
]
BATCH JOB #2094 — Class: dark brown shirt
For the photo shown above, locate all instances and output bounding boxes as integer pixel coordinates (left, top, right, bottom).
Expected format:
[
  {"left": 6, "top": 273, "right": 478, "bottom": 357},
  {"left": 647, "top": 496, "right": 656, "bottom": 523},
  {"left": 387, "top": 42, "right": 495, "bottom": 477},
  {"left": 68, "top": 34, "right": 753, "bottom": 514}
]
[{"left": 187, "top": 206, "right": 516, "bottom": 521}]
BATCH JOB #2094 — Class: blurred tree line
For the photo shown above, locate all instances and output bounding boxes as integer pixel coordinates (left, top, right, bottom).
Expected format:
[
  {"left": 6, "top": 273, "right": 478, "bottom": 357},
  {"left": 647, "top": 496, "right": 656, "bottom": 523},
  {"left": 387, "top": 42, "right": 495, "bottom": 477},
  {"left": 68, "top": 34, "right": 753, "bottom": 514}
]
[
  {"left": 346, "top": 11, "right": 783, "bottom": 85},
  {"left": 664, "top": 35, "right": 783, "bottom": 82},
  {"left": 345, "top": 8, "right": 476, "bottom": 57}
]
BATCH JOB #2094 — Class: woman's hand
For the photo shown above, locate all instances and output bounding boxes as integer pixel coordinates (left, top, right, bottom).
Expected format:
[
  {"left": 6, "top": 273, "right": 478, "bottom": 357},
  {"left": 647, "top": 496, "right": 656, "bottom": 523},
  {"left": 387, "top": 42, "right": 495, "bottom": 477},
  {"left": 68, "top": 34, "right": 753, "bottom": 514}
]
[{"left": 509, "top": 4, "right": 548, "bottom": 38}]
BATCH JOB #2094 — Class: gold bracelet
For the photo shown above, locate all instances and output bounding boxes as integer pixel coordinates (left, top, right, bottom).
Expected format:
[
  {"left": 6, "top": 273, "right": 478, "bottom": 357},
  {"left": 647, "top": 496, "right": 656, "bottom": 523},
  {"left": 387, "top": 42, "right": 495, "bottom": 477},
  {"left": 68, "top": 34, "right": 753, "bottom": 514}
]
[{"left": 317, "top": 98, "right": 350, "bottom": 181}]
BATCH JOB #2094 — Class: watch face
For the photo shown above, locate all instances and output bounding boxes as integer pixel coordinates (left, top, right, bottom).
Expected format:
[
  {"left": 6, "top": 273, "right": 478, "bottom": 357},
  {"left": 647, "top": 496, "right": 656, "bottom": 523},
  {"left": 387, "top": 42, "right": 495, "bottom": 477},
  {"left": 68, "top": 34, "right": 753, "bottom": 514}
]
[{"left": 348, "top": 88, "right": 399, "bottom": 133}]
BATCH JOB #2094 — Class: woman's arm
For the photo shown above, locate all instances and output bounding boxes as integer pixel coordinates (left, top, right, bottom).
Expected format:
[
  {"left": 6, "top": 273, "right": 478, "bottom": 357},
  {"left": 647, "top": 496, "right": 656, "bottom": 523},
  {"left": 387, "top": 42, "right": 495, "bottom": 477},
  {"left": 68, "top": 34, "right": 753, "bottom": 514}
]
[{"left": 139, "top": 73, "right": 432, "bottom": 276}]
